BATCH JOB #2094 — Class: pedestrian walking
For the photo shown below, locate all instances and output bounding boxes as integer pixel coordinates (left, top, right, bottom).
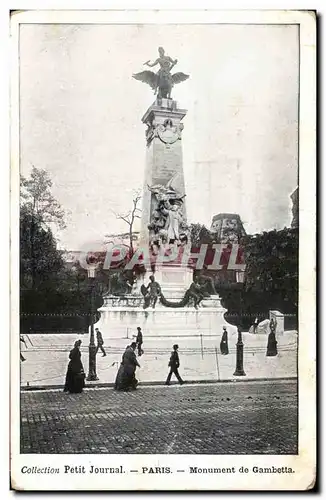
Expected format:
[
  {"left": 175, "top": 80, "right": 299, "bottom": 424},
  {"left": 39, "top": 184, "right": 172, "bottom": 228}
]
[
  {"left": 266, "top": 323, "right": 278, "bottom": 357},
  {"left": 20, "top": 336, "right": 26, "bottom": 362},
  {"left": 270, "top": 317, "right": 277, "bottom": 334},
  {"left": 64, "top": 340, "right": 85, "bottom": 393},
  {"left": 114, "top": 342, "right": 140, "bottom": 391},
  {"left": 220, "top": 327, "right": 229, "bottom": 355},
  {"left": 95, "top": 328, "right": 106, "bottom": 357},
  {"left": 165, "top": 344, "right": 184, "bottom": 385},
  {"left": 136, "top": 327, "right": 143, "bottom": 356}
]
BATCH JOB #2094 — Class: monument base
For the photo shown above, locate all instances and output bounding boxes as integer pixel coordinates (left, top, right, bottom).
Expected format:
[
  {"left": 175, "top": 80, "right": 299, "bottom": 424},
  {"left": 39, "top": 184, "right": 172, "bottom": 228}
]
[
  {"left": 94, "top": 294, "right": 237, "bottom": 338},
  {"left": 134, "top": 264, "right": 194, "bottom": 298}
]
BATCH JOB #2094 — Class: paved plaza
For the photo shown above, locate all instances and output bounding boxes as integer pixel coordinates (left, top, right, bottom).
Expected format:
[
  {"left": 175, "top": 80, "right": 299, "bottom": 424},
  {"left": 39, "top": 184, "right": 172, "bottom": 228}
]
[
  {"left": 20, "top": 332, "right": 297, "bottom": 387},
  {"left": 20, "top": 380, "right": 297, "bottom": 455}
]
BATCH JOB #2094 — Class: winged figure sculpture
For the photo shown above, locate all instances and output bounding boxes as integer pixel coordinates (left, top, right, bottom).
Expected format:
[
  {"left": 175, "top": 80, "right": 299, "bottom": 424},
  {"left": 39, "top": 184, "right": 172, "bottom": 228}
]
[
  {"left": 147, "top": 173, "right": 185, "bottom": 202},
  {"left": 133, "top": 47, "right": 189, "bottom": 99}
]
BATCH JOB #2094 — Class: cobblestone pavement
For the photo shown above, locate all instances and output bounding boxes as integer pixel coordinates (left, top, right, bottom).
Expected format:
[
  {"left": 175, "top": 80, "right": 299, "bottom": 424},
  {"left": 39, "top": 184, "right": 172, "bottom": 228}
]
[{"left": 20, "top": 380, "right": 297, "bottom": 455}]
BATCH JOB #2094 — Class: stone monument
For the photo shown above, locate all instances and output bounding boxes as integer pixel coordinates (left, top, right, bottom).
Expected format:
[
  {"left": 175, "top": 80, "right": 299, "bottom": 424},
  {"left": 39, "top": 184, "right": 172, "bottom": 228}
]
[
  {"left": 138, "top": 96, "right": 194, "bottom": 296},
  {"left": 133, "top": 46, "right": 192, "bottom": 296},
  {"left": 94, "top": 48, "right": 236, "bottom": 337}
]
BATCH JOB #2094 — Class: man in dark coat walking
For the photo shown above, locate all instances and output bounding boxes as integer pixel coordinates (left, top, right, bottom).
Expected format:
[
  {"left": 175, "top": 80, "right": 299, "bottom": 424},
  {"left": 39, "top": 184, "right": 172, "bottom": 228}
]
[
  {"left": 95, "top": 328, "right": 106, "bottom": 357},
  {"left": 165, "top": 344, "right": 184, "bottom": 385},
  {"left": 136, "top": 327, "right": 143, "bottom": 357}
]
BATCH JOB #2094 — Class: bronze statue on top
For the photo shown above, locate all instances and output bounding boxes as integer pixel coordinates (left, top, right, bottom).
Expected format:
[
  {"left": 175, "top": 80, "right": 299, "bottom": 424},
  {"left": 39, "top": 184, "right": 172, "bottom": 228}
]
[{"left": 133, "top": 47, "right": 189, "bottom": 99}]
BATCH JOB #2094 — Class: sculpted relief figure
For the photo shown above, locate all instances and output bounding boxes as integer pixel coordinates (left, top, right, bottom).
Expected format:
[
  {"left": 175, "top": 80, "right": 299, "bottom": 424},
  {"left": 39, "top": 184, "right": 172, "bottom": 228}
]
[
  {"left": 141, "top": 275, "right": 162, "bottom": 309},
  {"left": 161, "top": 199, "right": 183, "bottom": 243},
  {"left": 109, "top": 271, "right": 133, "bottom": 296},
  {"left": 147, "top": 176, "right": 189, "bottom": 249},
  {"left": 140, "top": 275, "right": 211, "bottom": 310},
  {"left": 186, "top": 275, "right": 215, "bottom": 309},
  {"left": 187, "top": 276, "right": 206, "bottom": 309},
  {"left": 133, "top": 47, "right": 189, "bottom": 99}
]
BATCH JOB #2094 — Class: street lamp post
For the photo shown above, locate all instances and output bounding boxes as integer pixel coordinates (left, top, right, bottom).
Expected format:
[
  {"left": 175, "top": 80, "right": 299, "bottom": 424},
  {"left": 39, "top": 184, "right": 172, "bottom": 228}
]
[
  {"left": 234, "top": 269, "right": 246, "bottom": 377},
  {"left": 235, "top": 268, "right": 245, "bottom": 329},
  {"left": 233, "top": 328, "right": 246, "bottom": 376},
  {"left": 87, "top": 264, "right": 99, "bottom": 381}
]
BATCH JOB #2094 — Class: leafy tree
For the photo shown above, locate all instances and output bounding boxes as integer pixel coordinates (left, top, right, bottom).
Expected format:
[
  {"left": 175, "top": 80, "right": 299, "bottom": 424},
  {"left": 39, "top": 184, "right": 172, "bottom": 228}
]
[
  {"left": 243, "top": 227, "right": 298, "bottom": 310},
  {"left": 20, "top": 166, "right": 66, "bottom": 289},
  {"left": 20, "top": 168, "right": 98, "bottom": 332},
  {"left": 219, "top": 224, "right": 246, "bottom": 245},
  {"left": 20, "top": 205, "right": 64, "bottom": 290},
  {"left": 189, "top": 223, "right": 215, "bottom": 247},
  {"left": 219, "top": 227, "right": 299, "bottom": 329},
  {"left": 188, "top": 223, "right": 237, "bottom": 286},
  {"left": 20, "top": 204, "right": 69, "bottom": 332},
  {"left": 20, "top": 166, "right": 65, "bottom": 228}
]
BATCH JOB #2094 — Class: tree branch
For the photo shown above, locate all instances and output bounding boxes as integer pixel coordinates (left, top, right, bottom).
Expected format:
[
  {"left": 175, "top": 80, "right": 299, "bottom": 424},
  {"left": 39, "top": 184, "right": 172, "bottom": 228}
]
[{"left": 116, "top": 215, "right": 131, "bottom": 226}]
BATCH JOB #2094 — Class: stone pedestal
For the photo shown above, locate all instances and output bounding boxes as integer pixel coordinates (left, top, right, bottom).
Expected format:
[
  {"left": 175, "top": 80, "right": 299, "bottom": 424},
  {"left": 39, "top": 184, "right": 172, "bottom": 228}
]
[
  {"left": 94, "top": 294, "right": 237, "bottom": 339},
  {"left": 136, "top": 264, "right": 193, "bottom": 298}
]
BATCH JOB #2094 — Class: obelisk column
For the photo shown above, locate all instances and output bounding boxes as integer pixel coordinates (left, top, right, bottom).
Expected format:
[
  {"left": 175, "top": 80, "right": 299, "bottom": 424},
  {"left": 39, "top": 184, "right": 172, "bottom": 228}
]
[
  {"left": 139, "top": 97, "right": 193, "bottom": 297},
  {"left": 140, "top": 98, "right": 187, "bottom": 242}
]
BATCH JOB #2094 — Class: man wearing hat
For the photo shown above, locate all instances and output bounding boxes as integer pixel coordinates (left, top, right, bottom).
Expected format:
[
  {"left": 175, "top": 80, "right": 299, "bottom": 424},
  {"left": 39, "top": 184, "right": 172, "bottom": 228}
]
[
  {"left": 165, "top": 344, "right": 184, "bottom": 385},
  {"left": 95, "top": 328, "right": 106, "bottom": 357},
  {"left": 135, "top": 327, "right": 143, "bottom": 357}
]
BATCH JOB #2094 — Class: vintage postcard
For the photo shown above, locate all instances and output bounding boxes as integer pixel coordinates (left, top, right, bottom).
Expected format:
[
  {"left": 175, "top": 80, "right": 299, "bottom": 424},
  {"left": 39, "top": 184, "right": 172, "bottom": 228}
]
[{"left": 10, "top": 9, "right": 316, "bottom": 491}]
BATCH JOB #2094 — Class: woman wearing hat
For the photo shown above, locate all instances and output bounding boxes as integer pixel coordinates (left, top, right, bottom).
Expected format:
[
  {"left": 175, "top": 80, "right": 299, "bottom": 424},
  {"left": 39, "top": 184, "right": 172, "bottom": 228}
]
[
  {"left": 220, "top": 327, "right": 229, "bottom": 355},
  {"left": 64, "top": 340, "right": 85, "bottom": 393},
  {"left": 115, "top": 342, "right": 140, "bottom": 391}
]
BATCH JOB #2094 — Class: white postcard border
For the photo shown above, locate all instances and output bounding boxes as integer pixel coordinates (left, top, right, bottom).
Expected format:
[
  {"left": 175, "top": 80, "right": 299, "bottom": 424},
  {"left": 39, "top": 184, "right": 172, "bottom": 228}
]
[{"left": 10, "top": 9, "right": 316, "bottom": 491}]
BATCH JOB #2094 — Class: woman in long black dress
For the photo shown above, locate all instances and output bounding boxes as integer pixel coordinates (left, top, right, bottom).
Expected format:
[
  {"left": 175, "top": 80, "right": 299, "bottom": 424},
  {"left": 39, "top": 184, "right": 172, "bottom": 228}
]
[
  {"left": 114, "top": 342, "right": 140, "bottom": 391},
  {"left": 220, "top": 327, "right": 229, "bottom": 355},
  {"left": 64, "top": 340, "right": 85, "bottom": 393}
]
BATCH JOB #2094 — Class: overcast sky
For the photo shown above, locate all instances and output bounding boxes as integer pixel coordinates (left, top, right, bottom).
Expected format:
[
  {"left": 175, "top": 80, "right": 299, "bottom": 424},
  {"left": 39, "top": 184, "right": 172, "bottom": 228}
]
[{"left": 19, "top": 23, "right": 299, "bottom": 250}]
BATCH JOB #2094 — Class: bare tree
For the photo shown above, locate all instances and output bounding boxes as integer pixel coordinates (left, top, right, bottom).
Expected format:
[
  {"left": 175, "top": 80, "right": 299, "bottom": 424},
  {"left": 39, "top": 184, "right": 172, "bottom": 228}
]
[
  {"left": 104, "top": 191, "right": 142, "bottom": 293},
  {"left": 109, "top": 190, "right": 142, "bottom": 254}
]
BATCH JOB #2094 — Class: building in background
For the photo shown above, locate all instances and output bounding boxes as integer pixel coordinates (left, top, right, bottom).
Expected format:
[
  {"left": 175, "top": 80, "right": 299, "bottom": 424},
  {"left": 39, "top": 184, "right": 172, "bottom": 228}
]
[
  {"left": 210, "top": 213, "right": 246, "bottom": 243},
  {"left": 209, "top": 213, "right": 246, "bottom": 286}
]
